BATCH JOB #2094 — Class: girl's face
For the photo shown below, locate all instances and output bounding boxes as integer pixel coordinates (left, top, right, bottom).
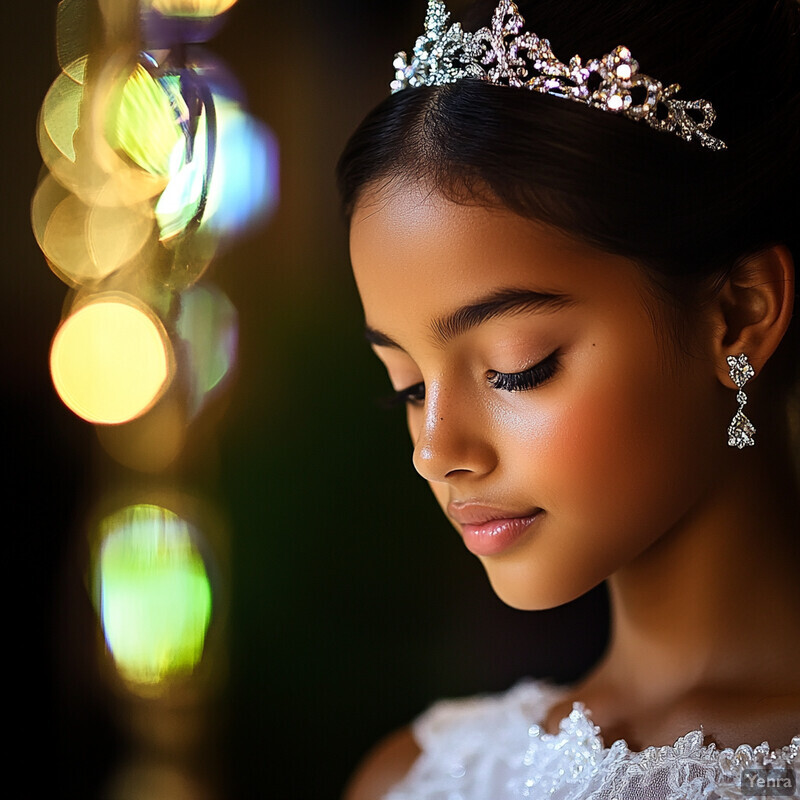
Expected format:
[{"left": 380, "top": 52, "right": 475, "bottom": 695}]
[{"left": 350, "top": 182, "right": 728, "bottom": 610}]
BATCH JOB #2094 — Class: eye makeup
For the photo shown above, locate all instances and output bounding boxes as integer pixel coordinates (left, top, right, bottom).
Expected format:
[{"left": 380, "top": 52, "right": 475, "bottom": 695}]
[{"left": 378, "top": 349, "right": 561, "bottom": 409}]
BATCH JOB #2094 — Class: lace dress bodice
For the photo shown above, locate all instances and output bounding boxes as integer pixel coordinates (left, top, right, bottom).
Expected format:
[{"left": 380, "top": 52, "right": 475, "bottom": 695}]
[{"left": 383, "top": 678, "right": 800, "bottom": 799}]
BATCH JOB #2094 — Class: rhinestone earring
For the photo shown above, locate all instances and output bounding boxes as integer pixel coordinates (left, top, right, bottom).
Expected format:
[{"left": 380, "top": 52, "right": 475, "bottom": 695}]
[{"left": 726, "top": 353, "right": 756, "bottom": 449}]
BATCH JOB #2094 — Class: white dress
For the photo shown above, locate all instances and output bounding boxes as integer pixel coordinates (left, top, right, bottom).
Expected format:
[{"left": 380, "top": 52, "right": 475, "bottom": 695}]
[{"left": 383, "top": 678, "right": 800, "bottom": 800}]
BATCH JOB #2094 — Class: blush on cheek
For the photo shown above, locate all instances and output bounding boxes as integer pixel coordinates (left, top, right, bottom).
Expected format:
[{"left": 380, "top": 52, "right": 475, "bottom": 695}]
[{"left": 532, "top": 369, "right": 681, "bottom": 523}]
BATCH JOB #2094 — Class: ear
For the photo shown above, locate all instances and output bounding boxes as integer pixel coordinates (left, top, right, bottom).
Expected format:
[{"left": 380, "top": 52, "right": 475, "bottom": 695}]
[{"left": 709, "top": 244, "right": 795, "bottom": 389}]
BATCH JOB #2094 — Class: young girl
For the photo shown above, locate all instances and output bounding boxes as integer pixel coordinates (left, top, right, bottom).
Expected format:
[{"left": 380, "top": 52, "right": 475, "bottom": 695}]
[{"left": 337, "top": 0, "right": 800, "bottom": 797}]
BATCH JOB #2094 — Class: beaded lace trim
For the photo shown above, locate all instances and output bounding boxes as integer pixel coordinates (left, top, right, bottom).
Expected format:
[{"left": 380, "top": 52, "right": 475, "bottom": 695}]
[{"left": 384, "top": 679, "right": 800, "bottom": 800}]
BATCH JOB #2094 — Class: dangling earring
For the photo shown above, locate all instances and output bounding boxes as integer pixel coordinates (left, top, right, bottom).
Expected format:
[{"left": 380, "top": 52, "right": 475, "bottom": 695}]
[{"left": 726, "top": 353, "right": 756, "bottom": 449}]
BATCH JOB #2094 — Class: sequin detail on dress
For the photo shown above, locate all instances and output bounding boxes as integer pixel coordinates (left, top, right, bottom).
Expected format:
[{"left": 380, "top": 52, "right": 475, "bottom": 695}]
[{"left": 383, "top": 679, "right": 800, "bottom": 799}]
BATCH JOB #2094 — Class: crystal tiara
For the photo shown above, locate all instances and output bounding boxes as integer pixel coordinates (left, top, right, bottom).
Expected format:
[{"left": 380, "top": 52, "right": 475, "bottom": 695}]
[{"left": 390, "top": 0, "right": 727, "bottom": 151}]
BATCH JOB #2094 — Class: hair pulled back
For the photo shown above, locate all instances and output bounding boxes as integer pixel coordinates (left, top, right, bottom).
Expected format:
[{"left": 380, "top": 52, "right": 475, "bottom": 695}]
[{"left": 337, "top": 0, "right": 800, "bottom": 389}]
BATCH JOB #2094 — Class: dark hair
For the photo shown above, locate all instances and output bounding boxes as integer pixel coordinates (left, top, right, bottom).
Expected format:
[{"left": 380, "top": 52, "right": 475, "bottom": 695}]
[{"left": 337, "top": 0, "right": 800, "bottom": 391}]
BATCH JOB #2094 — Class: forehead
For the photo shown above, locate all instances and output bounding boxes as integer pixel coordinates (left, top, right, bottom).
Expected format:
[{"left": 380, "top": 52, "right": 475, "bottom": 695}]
[{"left": 349, "top": 181, "right": 643, "bottom": 326}]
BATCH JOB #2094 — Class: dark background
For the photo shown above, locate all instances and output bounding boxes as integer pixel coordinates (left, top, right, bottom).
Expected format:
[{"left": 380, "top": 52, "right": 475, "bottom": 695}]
[{"left": 4, "top": 1, "right": 609, "bottom": 797}]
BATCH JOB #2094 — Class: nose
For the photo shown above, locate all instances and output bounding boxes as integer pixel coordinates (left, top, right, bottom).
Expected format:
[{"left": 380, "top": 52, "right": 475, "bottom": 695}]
[{"left": 411, "top": 379, "right": 495, "bottom": 483}]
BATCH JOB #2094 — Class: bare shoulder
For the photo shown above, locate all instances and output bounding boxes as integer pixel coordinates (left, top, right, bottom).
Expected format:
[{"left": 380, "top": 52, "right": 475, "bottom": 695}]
[{"left": 342, "top": 724, "right": 421, "bottom": 800}]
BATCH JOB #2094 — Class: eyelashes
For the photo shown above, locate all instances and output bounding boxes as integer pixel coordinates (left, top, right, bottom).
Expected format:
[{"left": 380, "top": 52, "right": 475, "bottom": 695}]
[
  {"left": 378, "top": 350, "right": 561, "bottom": 410},
  {"left": 378, "top": 381, "right": 425, "bottom": 410},
  {"left": 487, "top": 350, "right": 560, "bottom": 392}
]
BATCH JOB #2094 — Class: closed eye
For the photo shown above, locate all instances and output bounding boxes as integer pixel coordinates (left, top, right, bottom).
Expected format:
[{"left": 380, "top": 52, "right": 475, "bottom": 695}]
[
  {"left": 487, "top": 349, "right": 560, "bottom": 391},
  {"left": 379, "top": 350, "right": 560, "bottom": 410},
  {"left": 378, "top": 381, "right": 425, "bottom": 410}
]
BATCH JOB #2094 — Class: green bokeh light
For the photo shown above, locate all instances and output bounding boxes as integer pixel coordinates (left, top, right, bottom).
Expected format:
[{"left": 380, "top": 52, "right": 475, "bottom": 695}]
[
  {"left": 95, "top": 504, "right": 212, "bottom": 686},
  {"left": 177, "top": 284, "right": 238, "bottom": 416},
  {"left": 110, "top": 65, "right": 186, "bottom": 177}
]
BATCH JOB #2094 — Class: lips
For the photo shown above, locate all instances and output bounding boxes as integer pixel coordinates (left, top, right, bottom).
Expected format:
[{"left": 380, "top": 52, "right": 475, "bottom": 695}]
[
  {"left": 447, "top": 501, "right": 542, "bottom": 556},
  {"left": 447, "top": 502, "right": 539, "bottom": 525}
]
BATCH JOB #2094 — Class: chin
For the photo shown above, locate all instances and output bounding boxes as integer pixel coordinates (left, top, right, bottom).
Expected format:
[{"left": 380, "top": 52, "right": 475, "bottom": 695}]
[{"left": 482, "top": 560, "right": 602, "bottom": 611}]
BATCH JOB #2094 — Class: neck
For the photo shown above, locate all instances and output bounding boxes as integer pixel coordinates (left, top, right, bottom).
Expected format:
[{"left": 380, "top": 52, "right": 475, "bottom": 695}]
[{"left": 593, "top": 432, "right": 800, "bottom": 706}]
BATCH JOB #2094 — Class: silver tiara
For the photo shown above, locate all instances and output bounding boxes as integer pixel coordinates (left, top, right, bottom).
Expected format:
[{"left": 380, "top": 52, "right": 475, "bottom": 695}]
[{"left": 390, "top": 0, "right": 727, "bottom": 151}]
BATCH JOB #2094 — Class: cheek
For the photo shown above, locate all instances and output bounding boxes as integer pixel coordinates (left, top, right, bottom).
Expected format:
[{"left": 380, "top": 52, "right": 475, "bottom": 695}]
[
  {"left": 513, "top": 356, "right": 715, "bottom": 534},
  {"left": 482, "top": 370, "right": 718, "bottom": 610}
]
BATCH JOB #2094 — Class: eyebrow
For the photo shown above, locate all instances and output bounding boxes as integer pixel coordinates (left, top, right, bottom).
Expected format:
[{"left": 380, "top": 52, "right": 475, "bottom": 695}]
[{"left": 364, "top": 287, "right": 575, "bottom": 351}]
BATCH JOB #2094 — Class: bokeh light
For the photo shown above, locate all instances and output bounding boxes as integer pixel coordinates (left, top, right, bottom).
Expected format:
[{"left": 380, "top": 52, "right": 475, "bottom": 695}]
[
  {"left": 32, "top": 173, "right": 156, "bottom": 286},
  {"left": 155, "top": 92, "right": 278, "bottom": 241},
  {"left": 110, "top": 63, "right": 187, "bottom": 177},
  {"left": 149, "top": 0, "right": 239, "bottom": 18},
  {"left": 41, "top": 56, "right": 87, "bottom": 164},
  {"left": 38, "top": 54, "right": 169, "bottom": 208},
  {"left": 32, "top": 1, "right": 260, "bottom": 793},
  {"left": 94, "top": 504, "right": 213, "bottom": 686},
  {"left": 176, "top": 283, "right": 238, "bottom": 416},
  {"left": 56, "top": 0, "right": 91, "bottom": 72},
  {"left": 50, "top": 295, "right": 172, "bottom": 424}
]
